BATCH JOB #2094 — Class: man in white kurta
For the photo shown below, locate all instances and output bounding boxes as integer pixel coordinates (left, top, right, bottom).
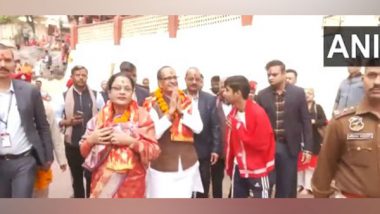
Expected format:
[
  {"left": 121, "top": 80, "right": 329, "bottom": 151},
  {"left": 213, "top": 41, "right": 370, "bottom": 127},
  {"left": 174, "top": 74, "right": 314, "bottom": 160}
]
[{"left": 144, "top": 66, "right": 203, "bottom": 198}]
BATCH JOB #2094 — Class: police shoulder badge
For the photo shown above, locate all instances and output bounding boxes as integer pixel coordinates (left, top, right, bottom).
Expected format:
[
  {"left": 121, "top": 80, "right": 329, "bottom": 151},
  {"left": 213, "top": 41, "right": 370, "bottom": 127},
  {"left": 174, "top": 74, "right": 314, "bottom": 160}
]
[{"left": 348, "top": 116, "right": 364, "bottom": 132}]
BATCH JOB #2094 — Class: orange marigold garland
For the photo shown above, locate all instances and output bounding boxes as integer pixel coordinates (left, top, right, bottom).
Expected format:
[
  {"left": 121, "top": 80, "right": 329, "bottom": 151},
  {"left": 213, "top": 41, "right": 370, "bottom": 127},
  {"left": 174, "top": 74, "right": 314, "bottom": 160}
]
[
  {"left": 103, "top": 100, "right": 139, "bottom": 172},
  {"left": 153, "top": 88, "right": 187, "bottom": 115},
  {"left": 152, "top": 88, "right": 194, "bottom": 142},
  {"left": 154, "top": 88, "right": 169, "bottom": 114},
  {"left": 34, "top": 169, "right": 53, "bottom": 190},
  {"left": 113, "top": 108, "right": 131, "bottom": 123}
]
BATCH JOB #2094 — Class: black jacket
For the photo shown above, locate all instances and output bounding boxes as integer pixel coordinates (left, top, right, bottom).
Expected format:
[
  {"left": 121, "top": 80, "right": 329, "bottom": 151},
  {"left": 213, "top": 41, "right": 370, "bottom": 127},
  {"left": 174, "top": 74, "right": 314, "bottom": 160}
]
[
  {"left": 187, "top": 90, "right": 221, "bottom": 160},
  {"left": 135, "top": 85, "right": 149, "bottom": 106},
  {"left": 256, "top": 84, "right": 313, "bottom": 156},
  {"left": 13, "top": 80, "right": 54, "bottom": 165},
  {"left": 309, "top": 102, "right": 327, "bottom": 155}
]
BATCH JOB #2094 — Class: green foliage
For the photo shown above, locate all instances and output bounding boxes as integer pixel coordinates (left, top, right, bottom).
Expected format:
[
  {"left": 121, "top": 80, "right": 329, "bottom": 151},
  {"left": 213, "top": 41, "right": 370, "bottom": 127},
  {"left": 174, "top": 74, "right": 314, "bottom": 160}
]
[{"left": 0, "top": 16, "right": 13, "bottom": 24}]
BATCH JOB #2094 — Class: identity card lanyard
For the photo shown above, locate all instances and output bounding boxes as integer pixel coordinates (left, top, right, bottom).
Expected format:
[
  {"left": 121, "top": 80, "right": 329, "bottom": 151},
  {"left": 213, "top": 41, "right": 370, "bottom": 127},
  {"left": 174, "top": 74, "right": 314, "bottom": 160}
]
[{"left": 0, "top": 92, "right": 13, "bottom": 147}]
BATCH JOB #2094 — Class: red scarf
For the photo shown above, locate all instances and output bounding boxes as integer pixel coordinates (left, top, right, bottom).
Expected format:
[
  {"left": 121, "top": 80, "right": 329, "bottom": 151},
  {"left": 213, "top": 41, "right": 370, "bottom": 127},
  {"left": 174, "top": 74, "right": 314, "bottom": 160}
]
[{"left": 96, "top": 100, "right": 139, "bottom": 171}]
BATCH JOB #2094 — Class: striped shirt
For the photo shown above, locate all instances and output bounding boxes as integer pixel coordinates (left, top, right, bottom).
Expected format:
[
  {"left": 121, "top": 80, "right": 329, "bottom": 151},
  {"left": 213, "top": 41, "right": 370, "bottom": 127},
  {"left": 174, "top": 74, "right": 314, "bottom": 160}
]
[{"left": 274, "top": 90, "right": 286, "bottom": 142}]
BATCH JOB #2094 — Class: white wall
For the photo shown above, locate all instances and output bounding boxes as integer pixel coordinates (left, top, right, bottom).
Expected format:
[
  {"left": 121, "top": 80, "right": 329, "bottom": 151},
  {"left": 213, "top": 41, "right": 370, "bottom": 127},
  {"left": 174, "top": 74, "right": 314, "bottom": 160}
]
[
  {"left": 65, "top": 15, "right": 377, "bottom": 119},
  {"left": 115, "top": 15, "right": 331, "bottom": 94}
]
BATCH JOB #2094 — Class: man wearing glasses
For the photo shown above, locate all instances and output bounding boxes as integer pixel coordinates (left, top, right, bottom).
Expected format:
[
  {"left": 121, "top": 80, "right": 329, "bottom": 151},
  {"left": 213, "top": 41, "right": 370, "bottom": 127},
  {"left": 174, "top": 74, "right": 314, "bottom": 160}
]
[
  {"left": 144, "top": 66, "right": 204, "bottom": 198},
  {"left": 184, "top": 67, "right": 221, "bottom": 198}
]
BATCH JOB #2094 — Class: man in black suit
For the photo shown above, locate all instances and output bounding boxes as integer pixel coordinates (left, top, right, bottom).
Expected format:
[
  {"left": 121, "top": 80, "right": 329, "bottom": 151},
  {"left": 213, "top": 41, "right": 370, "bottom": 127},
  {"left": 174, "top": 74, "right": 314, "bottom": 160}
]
[
  {"left": 119, "top": 61, "right": 149, "bottom": 106},
  {"left": 185, "top": 67, "right": 221, "bottom": 198},
  {"left": 210, "top": 75, "right": 227, "bottom": 198},
  {"left": 256, "top": 60, "right": 313, "bottom": 198},
  {"left": 0, "top": 43, "right": 53, "bottom": 198}
]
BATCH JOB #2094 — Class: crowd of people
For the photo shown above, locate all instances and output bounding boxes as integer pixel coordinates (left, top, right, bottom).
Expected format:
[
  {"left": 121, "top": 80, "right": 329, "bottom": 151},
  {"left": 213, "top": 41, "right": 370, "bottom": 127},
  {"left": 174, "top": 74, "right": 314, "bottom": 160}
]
[{"left": 0, "top": 42, "right": 379, "bottom": 198}]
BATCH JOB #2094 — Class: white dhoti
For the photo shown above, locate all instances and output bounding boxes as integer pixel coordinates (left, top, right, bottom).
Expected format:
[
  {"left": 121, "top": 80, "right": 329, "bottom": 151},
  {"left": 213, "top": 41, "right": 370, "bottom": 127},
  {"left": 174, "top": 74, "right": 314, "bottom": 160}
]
[{"left": 146, "top": 159, "right": 203, "bottom": 198}]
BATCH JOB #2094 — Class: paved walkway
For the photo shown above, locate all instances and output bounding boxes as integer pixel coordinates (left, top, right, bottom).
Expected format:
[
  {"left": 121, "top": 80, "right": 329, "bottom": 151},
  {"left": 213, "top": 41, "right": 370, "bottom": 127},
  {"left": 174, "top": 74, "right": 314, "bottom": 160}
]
[
  {"left": 48, "top": 162, "right": 312, "bottom": 198},
  {"left": 49, "top": 161, "right": 73, "bottom": 198}
]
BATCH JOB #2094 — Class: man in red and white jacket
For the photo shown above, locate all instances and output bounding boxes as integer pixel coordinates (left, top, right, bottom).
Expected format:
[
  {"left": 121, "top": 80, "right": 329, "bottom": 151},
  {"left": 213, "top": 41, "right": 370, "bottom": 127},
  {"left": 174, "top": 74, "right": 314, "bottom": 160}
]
[{"left": 223, "top": 75, "right": 275, "bottom": 198}]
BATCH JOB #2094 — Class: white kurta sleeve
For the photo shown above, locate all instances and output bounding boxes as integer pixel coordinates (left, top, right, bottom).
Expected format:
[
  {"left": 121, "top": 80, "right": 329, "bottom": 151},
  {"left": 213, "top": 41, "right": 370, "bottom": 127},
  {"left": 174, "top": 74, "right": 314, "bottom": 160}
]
[
  {"left": 53, "top": 94, "right": 65, "bottom": 126},
  {"left": 45, "top": 102, "right": 67, "bottom": 166},
  {"left": 149, "top": 108, "right": 172, "bottom": 140},
  {"left": 50, "top": 113, "right": 68, "bottom": 165},
  {"left": 182, "top": 104, "right": 203, "bottom": 134},
  {"left": 96, "top": 92, "right": 105, "bottom": 110}
]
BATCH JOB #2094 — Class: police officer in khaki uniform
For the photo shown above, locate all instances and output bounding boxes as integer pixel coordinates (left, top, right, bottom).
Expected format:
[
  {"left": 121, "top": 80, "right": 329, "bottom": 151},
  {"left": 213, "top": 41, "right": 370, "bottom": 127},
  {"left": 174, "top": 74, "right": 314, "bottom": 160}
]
[{"left": 312, "top": 65, "right": 380, "bottom": 198}]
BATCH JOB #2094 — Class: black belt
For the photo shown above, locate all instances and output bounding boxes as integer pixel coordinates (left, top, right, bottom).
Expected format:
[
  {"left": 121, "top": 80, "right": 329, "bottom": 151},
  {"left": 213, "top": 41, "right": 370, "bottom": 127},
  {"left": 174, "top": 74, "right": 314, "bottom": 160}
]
[{"left": 0, "top": 150, "right": 32, "bottom": 160}]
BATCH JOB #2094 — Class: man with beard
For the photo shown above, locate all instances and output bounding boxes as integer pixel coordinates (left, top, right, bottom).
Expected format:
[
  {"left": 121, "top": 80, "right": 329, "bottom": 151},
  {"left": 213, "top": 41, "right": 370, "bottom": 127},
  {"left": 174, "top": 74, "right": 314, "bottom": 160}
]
[
  {"left": 55, "top": 65, "right": 104, "bottom": 198},
  {"left": 312, "top": 64, "right": 380, "bottom": 198},
  {"left": 0, "top": 43, "right": 53, "bottom": 198},
  {"left": 144, "top": 66, "right": 203, "bottom": 198},
  {"left": 256, "top": 60, "right": 313, "bottom": 198},
  {"left": 210, "top": 75, "right": 220, "bottom": 95},
  {"left": 184, "top": 67, "right": 220, "bottom": 198}
]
